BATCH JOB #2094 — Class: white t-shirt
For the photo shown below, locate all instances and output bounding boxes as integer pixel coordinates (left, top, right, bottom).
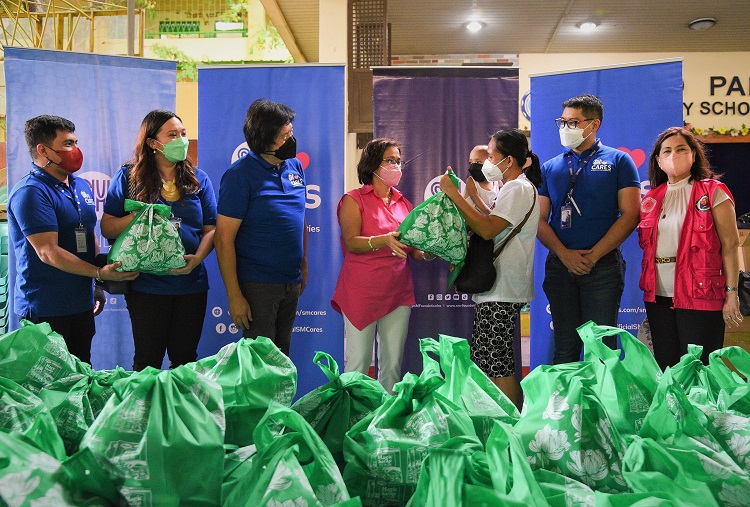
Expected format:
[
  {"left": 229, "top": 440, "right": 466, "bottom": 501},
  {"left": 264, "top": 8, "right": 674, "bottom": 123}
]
[
  {"left": 474, "top": 173, "right": 540, "bottom": 304},
  {"left": 655, "top": 179, "right": 730, "bottom": 296},
  {"left": 464, "top": 178, "right": 500, "bottom": 212}
]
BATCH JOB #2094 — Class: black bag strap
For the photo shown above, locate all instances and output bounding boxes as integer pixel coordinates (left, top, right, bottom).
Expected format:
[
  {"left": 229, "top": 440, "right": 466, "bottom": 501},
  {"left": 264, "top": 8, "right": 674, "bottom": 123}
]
[
  {"left": 125, "top": 163, "right": 137, "bottom": 200},
  {"left": 492, "top": 185, "right": 537, "bottom": 261}
]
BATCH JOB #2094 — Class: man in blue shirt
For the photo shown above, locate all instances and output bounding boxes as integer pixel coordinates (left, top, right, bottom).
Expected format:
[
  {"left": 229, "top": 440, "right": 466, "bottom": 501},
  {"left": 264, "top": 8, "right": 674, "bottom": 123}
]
[
  {"left": 537, "top": 95, "right": 641, "bottom": 364},
  {"left": 215, "top": 100, "right": 308, "bottom": 356},
  {"left": 8, "top": 115, "right": 139, "bottom": 363}
]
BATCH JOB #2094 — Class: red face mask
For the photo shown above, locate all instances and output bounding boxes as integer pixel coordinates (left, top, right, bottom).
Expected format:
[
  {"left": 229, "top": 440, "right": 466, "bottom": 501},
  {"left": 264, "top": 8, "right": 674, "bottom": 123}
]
[{"left": 47, "top": 146, "right": 84, "bottom": 173}]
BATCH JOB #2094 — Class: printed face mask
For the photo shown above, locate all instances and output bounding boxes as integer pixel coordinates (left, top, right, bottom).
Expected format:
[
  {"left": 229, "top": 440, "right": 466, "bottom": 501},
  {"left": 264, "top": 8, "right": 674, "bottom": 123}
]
[
  {"left": 157, "top": 137, "right": 189, "bottom": 163},
  {"left": 468, "top": 162, "right": 486, "bottom": 182},
  {"left": 481, "top": 156, "right": 509, "bottom": 182},
  {"left": 375, "top": 164, "right": 402, "bottom": 187},
  {"left": 47, "top": 146, "right": 84, "bottom": 173},
  {"left": 270, "top": 135, "right": 297, "bottom": 160}
]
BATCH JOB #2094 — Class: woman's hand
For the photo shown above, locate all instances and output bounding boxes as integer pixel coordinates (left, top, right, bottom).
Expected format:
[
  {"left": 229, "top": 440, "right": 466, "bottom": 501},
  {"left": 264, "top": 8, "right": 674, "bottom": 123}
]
[
  {"left": 168, "top": 254, "right": 199, "bottom": 275},
  {"left": 439, "top": 168, "right": 460, "bottom": 200},
  {"left": 382, "top": 231, "right": 408, "bottom": 259},
  {"left": 723, "top": 293, "right": 744, "bottom": 328}
]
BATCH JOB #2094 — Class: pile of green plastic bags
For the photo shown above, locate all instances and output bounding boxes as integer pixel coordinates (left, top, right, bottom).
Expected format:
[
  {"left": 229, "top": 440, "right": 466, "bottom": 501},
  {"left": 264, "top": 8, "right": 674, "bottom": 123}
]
[{"left": 1, "top": 320, "right": 749, "bottom": 506}]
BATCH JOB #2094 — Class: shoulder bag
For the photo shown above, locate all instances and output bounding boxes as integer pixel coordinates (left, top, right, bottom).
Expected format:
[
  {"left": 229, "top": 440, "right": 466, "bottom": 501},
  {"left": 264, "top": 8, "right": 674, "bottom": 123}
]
[{"left": 454, "top": 186, "right": 537, "bottom": 294}]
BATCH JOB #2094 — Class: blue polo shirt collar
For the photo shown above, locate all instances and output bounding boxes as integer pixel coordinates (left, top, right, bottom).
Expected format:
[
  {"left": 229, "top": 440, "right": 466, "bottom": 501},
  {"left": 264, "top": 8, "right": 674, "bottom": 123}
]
[
  {"left": 29, "top": 162, "right": 76, "bottom": 189},
  {"left": 248, "top": 149, "right": 287, "bottom": 172},
  {"left": 564, "top": 138, "right": 602, "bottom": 159}
]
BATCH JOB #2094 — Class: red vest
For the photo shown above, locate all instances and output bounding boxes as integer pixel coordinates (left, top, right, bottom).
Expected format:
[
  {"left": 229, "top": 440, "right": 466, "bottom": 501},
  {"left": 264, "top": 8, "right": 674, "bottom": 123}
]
[{"left": 638, "top": 179, "right": 733, "bottom": 311}]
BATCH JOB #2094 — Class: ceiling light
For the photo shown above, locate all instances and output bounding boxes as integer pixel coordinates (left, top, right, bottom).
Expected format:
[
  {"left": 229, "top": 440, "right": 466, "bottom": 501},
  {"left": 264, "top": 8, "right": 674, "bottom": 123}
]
[
  {"left": 465, "top": 21, "right": 485, "bottom": 33},
  {"left": 579, "top": 22, "right": 598, "bottom": 32},
  {"left": 688, "top": 17, "right": 716, "bottom": 30}
]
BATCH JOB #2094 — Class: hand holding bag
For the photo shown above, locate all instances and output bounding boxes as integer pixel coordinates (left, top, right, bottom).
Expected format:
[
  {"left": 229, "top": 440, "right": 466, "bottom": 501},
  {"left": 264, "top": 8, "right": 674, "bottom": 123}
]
[{"left": 453, "top": 186, "right": 537, "bottom": 294}]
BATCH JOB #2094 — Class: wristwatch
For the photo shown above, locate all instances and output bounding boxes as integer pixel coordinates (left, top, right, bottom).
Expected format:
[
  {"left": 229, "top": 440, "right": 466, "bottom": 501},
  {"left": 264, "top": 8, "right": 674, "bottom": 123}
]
[{"left": 725, "top": 286, "right": 738, "bottom": 292}]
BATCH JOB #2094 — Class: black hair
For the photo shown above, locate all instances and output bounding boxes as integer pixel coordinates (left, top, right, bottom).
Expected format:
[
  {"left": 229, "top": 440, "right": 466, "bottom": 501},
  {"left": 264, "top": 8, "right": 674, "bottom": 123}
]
[
  {"left": 24, "top": 115, "right": 75, "bottom": 158},
  {"left": 491, "top": 128, "right": 542, "bottom": 188},
  {"left": 243, "top": 99, "right": 295, "bottom": 155},
  {"left": 648, "top": 126, "right": 717, "bottom": 187},
  {"left": 357, "top": 138, "right": 400, "bottom": 185},
  {"left": 562, "top": 93, "right": 604, "bottom": 121}
]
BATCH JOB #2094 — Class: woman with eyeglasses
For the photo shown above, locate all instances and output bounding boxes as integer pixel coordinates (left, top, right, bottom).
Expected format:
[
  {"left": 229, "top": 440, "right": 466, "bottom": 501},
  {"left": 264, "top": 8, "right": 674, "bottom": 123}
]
[
  {"left": 639, "top": 127, "right": 742, "bottom": 369},
  {"left": 330, "top": 138, "right": 434, "bottom": 393}
]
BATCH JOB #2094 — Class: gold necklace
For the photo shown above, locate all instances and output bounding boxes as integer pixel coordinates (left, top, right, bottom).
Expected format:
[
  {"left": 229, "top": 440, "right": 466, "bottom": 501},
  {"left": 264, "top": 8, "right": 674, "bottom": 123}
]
[{"left": 161, "top": 180, "right": 181, "bottom": 201}]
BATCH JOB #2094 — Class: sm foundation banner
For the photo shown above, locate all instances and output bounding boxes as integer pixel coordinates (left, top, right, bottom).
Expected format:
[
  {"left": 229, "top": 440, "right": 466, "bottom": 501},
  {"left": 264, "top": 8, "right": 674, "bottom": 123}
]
[
  {"left": 373, "top": 66, "right": 519, "bottom": 375},
  {"left": 529, "top": 59, "right": 683, "bottom": 368},
  {"left": 198, "top": 65, "right": 345, "bottom": 397},
  {"left": 4, "top": 47, "right": 176, "bottom": 369}
]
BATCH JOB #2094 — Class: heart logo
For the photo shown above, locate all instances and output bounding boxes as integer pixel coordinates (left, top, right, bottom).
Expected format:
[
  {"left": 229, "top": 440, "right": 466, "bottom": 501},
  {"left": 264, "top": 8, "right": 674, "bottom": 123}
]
[
  {"left": 297, "top": 151, "right": 310, "bottom": 169},
  {"left": 617, "top": 147, "right": 646, "bottom": 169}
]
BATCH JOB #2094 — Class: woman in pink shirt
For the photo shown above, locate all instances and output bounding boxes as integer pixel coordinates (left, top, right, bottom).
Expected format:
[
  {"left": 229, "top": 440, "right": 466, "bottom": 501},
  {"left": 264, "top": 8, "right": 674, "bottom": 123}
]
[{"left": 331, "top": 138, "right": 434, "bottom": 393}]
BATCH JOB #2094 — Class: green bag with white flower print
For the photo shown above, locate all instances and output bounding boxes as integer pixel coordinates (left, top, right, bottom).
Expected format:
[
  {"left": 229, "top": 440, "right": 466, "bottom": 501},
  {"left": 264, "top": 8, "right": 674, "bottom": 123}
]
[
  {"left": 107, "top": 199, "right": 186, "bottom": 274},
  {"left": 396, "top": 169, "right": 467, "bottom": 270},
  {"left": 223, "top": 402, "right": 360, "bottom": 507},
  {"left": 515, "top": 362, "right": 628, "bottom": 493}
]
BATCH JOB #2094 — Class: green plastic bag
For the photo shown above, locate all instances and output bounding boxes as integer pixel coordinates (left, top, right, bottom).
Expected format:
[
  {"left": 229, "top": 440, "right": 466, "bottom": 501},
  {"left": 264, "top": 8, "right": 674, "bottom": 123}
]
[
  {"left": 396, "top": 169, "right": 467, "bottom": 275},
  {"left": 638, "top": 368, "right": 750, "bottom": 504},
  {"left": 108, "top": 199, "right": 186, "bottom": 274},
  {"left": 224, "top": 403, "right": 358, "bottom": 507},
  {"left": 189, "top": 336, "right": 297, "bottom": 446},
  {"left": 0, "top": 376, "right": 66, "bottom": 460},
  {"left": 80, "top": 366, "right": 226, "bottom": 506},
  {"left": 37, "top": 367, "right": 133, "bottom": 456},
  {"left": 419, "top": 336, "right": 519, "bottom": 444},
  {"left": 222, "top": 444, "right": 258, "bottom": 504},
  {"left": 0, "top": 431, "right": 126, "bottom": 506},
  {"left": 516, "top": 362, "right": 628, "bottom": 493},
  {"left": 671, "top": 344, "right": 721, "bottom": 401},
  {"left": 343, "top": 365, "right": 477, "bottom": 507},
  {"left": 292, "top": 351, "right": 387, "bottom": 469},
  {"left": 707, "top": 346, "right": 750, "bottom": 415},
  {"left": 0, "top": 321, "right": 79, "bottom": 394},
  {"left": 578, "top": 321, "right": 660, "bottom": 436}
]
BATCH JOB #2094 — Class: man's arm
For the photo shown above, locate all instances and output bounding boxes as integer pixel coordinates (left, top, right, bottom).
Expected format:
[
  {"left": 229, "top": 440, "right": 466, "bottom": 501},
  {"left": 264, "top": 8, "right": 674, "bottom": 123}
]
[
  {"left": 214, "top": 214, "right": 252, "bottom": 330},
  {"left": 584, "top": 186, "right": 641, "bottom": 263},
  {"left": 536, "top": 195, "right": 595, "bottom": 275},
  {"left": 25, "top": 232, "right": 139, "bottom": 282}
]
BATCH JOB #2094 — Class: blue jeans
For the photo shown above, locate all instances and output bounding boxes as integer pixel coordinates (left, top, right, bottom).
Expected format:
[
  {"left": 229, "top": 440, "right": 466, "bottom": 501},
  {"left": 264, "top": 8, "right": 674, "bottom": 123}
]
[{"left": 542, "top": 249, "right": 625, "bottom": 364}]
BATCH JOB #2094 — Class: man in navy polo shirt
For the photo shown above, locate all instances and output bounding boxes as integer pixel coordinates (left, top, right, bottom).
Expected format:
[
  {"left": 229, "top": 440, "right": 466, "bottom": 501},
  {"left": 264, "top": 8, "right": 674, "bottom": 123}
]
[
  {"left": 8, "top": 115, "right": 139, "bottom": 363},
  {"left": 537, "top": 94, "right": 641, "bottom": 364},
  {"left": 215, "top": 99, "right": 308, "bottom": 356}
]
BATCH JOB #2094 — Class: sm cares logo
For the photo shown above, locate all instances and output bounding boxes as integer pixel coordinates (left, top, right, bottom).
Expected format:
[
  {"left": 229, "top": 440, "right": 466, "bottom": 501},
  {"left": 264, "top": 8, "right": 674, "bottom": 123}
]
[{"left": 232, "top": 142, "right": 321, "bottom": 209}]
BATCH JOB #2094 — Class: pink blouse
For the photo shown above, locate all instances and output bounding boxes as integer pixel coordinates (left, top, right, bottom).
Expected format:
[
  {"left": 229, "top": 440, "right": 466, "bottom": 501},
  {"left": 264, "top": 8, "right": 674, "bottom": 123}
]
[{"left": 331, "top": 185, "right": 416, "bottom": 330}]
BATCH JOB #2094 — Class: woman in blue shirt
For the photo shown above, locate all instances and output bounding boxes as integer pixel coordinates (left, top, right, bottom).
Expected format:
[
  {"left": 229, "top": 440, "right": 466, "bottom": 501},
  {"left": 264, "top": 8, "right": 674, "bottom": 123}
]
[{"left": 101, "top": 109, "right": 217, "bottom": 370}]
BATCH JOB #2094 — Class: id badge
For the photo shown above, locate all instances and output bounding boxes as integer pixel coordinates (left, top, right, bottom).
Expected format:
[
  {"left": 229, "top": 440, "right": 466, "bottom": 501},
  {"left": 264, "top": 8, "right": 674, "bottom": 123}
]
[
  {"left": 74, "top": 228, "right": 87, "bottom": 253},
  {"left": 560, "top": 205, "right": 572, "bottom": 229},
  {"left": 169, "top": 216, "right": 182, "bottom": 230}
]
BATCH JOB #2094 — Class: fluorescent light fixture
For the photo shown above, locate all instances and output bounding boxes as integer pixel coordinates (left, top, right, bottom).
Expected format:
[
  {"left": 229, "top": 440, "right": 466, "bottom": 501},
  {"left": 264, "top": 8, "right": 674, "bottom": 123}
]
[
  {"left": 688, "top": 17, "right": 716, "bottom": 30},
  {"left": 579, "top": 22, "right": 598, "bottom": 32},
  {"left": 466, "top": 21, "right": 485, "bottom": 33}
]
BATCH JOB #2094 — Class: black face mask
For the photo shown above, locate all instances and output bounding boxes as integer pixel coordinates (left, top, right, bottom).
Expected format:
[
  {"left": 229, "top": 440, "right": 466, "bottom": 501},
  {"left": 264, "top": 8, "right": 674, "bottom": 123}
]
[
  {"left": 268, "top": 135, "right": 297, "bottom": 160},
  {"left": 468, "top": 162, "right": 486, "bottom": 182}
]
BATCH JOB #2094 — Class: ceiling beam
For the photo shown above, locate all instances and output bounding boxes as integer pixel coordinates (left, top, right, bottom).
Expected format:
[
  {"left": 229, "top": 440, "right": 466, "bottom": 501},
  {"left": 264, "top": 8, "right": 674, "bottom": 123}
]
[{"left": 259, "top": 0, "right": 308, "bottom": 63}]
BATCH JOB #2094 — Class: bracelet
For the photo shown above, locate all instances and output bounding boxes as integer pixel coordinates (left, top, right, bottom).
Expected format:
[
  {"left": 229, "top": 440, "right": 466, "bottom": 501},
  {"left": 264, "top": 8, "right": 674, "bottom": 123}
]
[
  {"left": 96, "top": 268, "right": 103, "bottom": 283},
  {"left": 725, "top": 286, "right": 738, "bottom": 292},
  {"left": 368, "top": 236, "right": 375, "bottom": 250}
]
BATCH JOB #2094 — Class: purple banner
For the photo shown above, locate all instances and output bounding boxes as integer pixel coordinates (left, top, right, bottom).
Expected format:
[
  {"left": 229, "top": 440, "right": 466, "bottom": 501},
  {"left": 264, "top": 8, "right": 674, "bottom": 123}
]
[{"left": 372, "top": 67, "right": 519, "bottom": 375}]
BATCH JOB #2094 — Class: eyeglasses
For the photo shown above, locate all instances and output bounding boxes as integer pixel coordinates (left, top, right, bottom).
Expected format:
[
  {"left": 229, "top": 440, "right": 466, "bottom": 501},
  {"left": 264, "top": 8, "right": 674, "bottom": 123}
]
[
  {"left": 276, "top": 127, "right": 294, "bottom": 142},
  {"left": 382, "top": 158, "right": 402, "bottom": 167},
  {"left": 555, "top": 118, "right": 595, "bottom": 130}
]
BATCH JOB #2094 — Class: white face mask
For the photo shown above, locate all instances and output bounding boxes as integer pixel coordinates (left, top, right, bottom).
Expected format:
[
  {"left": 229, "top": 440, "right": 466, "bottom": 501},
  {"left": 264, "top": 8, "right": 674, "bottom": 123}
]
[
  {"left": 559, "top": 125, "right": 593, "bottom": 150},
  {"left": 481, "top": 156, "right": 510, "bottom": 182}
]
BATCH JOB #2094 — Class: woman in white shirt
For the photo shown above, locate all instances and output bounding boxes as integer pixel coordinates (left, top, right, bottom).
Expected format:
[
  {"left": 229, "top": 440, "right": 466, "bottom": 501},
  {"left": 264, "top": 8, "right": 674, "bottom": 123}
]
[{"left": 440, "top": 129, "right": 541, "bottom": 408}]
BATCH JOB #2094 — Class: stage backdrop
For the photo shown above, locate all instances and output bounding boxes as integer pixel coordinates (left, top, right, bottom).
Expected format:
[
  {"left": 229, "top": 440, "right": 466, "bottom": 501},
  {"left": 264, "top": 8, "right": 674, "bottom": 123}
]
[
  {"left": 197, "top": 64, "right": 345, "bottom": 397},
  {"left": 4, "top": 47, "right": 176, "bottom": 369},
  {"left": 529, "top": 59, "right": 683, "bottom": 368},
  {"left": 372, "top": 66, "right": 519, "bottom": 375}
]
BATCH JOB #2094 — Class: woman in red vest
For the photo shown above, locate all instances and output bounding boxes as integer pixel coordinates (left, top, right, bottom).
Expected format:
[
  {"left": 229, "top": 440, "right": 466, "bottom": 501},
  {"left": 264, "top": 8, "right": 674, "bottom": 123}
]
[{"left": 639, "top": 127, "right": 743, "bottom": 369}]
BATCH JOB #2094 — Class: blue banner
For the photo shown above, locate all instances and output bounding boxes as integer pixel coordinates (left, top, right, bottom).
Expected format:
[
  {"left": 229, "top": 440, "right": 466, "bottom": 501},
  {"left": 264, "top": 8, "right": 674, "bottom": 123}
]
[
  {"left": 4, "top": 47, "right": 176, "bottom": 369},
  {"left": 197, "top": 64, "right": 345, "bottom": 397},
  {"left": 372, "top": 67, "right": 519, "bottom": 375},
  {"left": 529, "top": 60, "right": 683, "bottom": 368}
]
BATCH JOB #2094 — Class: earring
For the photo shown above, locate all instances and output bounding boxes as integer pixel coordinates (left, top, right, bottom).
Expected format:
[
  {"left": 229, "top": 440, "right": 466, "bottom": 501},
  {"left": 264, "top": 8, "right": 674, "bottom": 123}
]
[{"left": 153, "top": 149, "right": 157, "bottom": 154}]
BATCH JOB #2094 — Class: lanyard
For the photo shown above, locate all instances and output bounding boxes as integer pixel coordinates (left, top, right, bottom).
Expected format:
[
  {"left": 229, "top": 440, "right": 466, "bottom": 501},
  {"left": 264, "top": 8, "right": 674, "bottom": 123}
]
[
  {"left": 30, "top": 167, "right": 83, "bottom": 227},
  {"left": 563, "top": 140, "right": 600, "bottom": 214}
]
